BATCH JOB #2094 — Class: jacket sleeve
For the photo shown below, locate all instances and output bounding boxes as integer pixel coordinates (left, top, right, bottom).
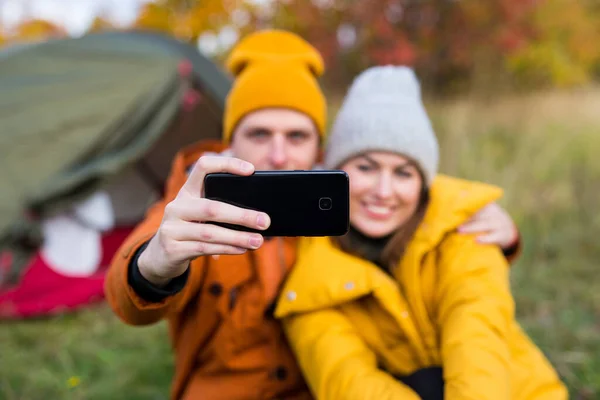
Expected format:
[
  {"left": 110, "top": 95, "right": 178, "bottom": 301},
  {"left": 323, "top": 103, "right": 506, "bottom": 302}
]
[
  {"left": 282, "top": 308, "right": 421, "bottom": 400},
  {"left": 502, "top": 231, "right": 522, "bottom": 264},
  {"left": 435, "top": 235, "right": 515, "bottom": 400},
  {"left": 103, "top": 197, "right": 207, "bottom": 326}
]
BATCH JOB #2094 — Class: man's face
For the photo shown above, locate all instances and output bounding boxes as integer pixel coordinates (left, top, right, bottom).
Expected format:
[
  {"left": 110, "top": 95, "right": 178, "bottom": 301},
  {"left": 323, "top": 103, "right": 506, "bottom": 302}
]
[{"left": 229, "top": 108, "right": 321, "bottom": 171}]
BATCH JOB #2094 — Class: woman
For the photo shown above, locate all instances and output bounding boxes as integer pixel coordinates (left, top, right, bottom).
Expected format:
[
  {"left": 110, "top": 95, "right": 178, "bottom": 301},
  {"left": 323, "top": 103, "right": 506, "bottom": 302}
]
[{"left": 274, "top": 66, "right": 567, "bottom": 400}]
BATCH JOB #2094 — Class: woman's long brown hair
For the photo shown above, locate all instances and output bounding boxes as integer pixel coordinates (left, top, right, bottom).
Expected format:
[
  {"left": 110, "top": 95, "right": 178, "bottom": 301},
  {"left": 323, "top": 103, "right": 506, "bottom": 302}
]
[
  {"left": 380, "top": 185, "right": 429, "bottom": 271},
  {"left": 334, "top": 164, "right": 430, "bottom": 272}
]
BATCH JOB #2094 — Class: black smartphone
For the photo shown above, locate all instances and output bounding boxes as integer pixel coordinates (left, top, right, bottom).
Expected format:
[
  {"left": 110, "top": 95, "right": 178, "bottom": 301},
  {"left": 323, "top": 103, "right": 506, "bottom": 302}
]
[{"left": 203, "top": 170, "right": 349, "bottom": 237}]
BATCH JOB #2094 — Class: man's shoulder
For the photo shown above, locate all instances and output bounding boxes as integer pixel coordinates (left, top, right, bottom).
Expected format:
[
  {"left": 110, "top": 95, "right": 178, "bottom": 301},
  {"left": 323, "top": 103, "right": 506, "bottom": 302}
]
[
  {"left": 161, "top": 140, "right": 230, "bottom": 201},
  {"left": 179, "top": 140, "right": 231, "bottom": 172}
]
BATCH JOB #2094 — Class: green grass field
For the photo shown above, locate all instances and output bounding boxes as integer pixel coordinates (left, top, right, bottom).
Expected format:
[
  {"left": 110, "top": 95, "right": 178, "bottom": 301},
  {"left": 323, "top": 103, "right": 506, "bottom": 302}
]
[{"left": 2, "top": 88, "right": 600, "bottom": 399}]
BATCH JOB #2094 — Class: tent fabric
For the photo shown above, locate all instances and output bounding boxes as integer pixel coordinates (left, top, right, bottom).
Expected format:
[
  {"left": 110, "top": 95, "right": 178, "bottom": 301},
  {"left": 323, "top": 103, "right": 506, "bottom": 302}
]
[
  {"left": 0, "top": 31, "right": 231, "bottom": 317},
  {"left": 1, "top": 33, "right": 187, "bottom": 239},
  {"left": 0, "top": 226, "right": 134, "bottom": 319}
]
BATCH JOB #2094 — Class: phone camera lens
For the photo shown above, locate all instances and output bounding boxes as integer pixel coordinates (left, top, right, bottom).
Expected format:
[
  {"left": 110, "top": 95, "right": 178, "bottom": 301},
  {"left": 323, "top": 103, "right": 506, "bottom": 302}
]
[{"left": 319, "top": 197, "right": 332, "bottom": 210}]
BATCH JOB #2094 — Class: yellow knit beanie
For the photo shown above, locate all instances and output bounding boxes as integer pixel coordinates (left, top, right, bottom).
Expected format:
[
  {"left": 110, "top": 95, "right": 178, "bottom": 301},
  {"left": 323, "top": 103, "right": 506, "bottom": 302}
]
[{"left": 222, "top": 30, "right": 327, "bottom": 143}]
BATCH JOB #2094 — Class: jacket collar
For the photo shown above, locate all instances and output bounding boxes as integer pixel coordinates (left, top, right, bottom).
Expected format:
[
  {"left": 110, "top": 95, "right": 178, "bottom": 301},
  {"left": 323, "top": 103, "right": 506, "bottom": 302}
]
[
  {"left": 274, "top": 235, "right": 428, "bottom": 351},
  {"left": 411, "top": 174, "right": 504, "bottom": 253},
  {"left": 274, "top": 235, "right": 393, "bottom": 317}
]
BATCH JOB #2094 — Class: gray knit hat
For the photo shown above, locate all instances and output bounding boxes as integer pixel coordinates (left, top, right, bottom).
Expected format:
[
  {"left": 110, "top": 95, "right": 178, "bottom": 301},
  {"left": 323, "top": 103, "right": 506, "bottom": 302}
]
[{"left": 324, "top": 65, "right": 439, "bottom": 186}]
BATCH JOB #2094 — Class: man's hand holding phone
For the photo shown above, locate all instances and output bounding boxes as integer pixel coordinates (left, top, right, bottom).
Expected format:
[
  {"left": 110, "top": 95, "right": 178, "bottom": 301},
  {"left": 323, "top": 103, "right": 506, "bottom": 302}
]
[{"left": 137, "top": 156, "right": 270, "bottom": 287}]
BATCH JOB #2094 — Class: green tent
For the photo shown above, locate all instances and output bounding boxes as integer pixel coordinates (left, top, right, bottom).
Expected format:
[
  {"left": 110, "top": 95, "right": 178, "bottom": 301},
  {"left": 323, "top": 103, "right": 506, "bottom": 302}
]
[{"left": 0, "top": 30, "right": 232, "bottom": 286}]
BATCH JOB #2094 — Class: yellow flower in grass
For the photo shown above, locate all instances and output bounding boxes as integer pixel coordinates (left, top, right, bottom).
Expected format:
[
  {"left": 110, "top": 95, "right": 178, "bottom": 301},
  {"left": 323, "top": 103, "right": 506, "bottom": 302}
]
[{"left": 67, "top": 376, "right": 81, "bottom": 388}]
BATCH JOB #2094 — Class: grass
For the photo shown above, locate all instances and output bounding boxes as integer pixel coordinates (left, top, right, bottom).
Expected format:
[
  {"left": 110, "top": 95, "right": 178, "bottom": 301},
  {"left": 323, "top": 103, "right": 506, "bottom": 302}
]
[
  {"left": 0, "top": 307, "right": 173, "bottom": 400},
  {"left": 2, "top": 87, "right": 600, "bottom": 399}
]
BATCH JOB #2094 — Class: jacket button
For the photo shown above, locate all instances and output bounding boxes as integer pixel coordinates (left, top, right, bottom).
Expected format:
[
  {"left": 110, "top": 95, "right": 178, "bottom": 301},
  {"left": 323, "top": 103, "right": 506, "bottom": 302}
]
[
  {"left": 286, "top": 291, "right": 297, "bottom": 301},
  {"left": 208, "top": 282, "right": 223, "bottom": 296},
  {"left": 344, "top": 281, "right": 355, "bottom": 290},
  {"left": 273, "top": 366, "right": 288, "bottom": 381}
]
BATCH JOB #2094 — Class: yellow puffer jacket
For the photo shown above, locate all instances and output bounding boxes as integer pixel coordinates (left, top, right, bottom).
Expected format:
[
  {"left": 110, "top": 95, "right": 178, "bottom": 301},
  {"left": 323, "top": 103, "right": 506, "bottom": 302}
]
[{"left": 275, "top": 175, "right": 568, "bottom": 400}]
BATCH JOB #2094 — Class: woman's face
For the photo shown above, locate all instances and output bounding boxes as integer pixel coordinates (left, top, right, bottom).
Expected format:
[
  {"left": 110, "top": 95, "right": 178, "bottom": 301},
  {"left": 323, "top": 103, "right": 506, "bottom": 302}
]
[{"left": 341, "top": 152, "right": 424, "bottom": 238}]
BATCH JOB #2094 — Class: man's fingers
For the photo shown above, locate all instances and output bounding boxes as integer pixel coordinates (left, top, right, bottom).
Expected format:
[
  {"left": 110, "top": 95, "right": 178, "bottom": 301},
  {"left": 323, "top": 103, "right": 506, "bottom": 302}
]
[
  {"left": 477, "top": 202, "right": 500, "bottom": 217},
  {"left": 168, "top": 221, "right": 265, "bottom": 250},
  {"left": 175, "top": 198, "right": 271, "bottom": 231},
  {"left": 457, "top": 219, "right": 493, "bottom": 234},
  {"left": 473, "top": 232, "right": 500, "bottom": 245},
  {"left": 168, "top": 240, "right": 248, "bottom": 260},
  {"left": 182, "top": 155, "right": 255, "bottom": 196}
]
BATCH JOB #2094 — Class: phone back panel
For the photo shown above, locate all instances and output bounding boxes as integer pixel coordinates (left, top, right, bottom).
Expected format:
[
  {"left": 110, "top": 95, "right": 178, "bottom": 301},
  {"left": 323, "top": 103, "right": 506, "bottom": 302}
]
[{"left": 204, "top": 170, "right": 349, "bottom": 237}]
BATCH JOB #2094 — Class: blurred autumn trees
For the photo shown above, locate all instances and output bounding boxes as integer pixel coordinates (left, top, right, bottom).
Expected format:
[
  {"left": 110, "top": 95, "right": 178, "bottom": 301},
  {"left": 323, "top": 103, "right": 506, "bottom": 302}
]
[
  {"left": 2, "top": 18, "right": 65, "bottom": 43},
  {"left": 1, "top": 0, "right": 600, "bottom": 94},
  {"left": 134, "top": 0, "right": 251, "bottom": 39},
  {"left": 265, "top": 0, "right": 600, "bottom": 93}
]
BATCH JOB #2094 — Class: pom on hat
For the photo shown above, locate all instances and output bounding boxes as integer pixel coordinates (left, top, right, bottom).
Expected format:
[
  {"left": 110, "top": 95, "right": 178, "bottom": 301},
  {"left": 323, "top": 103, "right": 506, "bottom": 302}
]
[
  {"left": 225, "top": 29, "right": 324, "bottom": 78},
  {"left": 343, "top": 65, "right": 422, "bottom": 105}
]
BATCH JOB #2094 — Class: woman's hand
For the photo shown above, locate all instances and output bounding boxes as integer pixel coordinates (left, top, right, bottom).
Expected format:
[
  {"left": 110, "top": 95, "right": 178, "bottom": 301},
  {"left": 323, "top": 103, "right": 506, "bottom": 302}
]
[{"left": 458, "top": 202, "right": 518, "bottom": 250}]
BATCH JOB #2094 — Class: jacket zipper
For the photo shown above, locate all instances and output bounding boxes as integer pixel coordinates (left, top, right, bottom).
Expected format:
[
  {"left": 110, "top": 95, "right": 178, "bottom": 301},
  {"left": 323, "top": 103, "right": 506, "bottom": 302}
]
[{"left": 277, "top": 237, "right": 286, "bottom": 278}]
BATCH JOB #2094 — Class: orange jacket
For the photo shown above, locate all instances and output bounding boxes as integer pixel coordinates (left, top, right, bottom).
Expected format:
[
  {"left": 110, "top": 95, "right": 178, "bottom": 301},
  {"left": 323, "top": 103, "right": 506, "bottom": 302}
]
[{"left": 104, "top": 140, "right": 311, "bottom": 400}]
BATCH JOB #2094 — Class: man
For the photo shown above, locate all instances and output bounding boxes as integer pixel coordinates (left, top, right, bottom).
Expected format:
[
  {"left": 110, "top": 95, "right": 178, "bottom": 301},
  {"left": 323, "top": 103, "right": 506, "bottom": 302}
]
[{"left": 105, "top": 30, "right": 520, "bottom": 400}]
